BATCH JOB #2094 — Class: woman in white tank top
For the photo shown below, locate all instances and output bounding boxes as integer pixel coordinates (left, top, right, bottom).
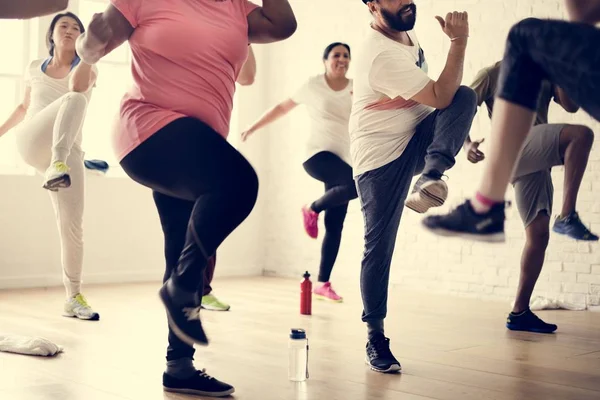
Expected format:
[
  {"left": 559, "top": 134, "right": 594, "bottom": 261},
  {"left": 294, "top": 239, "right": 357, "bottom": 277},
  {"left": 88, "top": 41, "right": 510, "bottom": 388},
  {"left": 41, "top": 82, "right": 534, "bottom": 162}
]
[
  {"left": 0, "top": 12, "right": 99, "bottom": 320},
  {"left": 242, "top": 43, "right": 357, "bottom": 302}
]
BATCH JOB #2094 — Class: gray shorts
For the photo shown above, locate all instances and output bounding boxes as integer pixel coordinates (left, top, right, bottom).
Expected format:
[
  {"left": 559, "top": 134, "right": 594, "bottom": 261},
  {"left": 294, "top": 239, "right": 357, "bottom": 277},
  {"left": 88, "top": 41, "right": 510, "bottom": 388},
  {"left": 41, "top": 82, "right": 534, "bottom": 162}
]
[{"left": 511, "top": 123, "right": 565, "bottom": 227}]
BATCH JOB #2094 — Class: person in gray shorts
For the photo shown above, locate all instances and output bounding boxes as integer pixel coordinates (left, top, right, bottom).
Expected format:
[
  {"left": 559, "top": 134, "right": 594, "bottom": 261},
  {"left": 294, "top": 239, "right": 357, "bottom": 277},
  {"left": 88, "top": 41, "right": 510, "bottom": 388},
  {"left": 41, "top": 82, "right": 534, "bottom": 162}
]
[{"left": 467, "top": 61, "right": 598, "bottom": 334}]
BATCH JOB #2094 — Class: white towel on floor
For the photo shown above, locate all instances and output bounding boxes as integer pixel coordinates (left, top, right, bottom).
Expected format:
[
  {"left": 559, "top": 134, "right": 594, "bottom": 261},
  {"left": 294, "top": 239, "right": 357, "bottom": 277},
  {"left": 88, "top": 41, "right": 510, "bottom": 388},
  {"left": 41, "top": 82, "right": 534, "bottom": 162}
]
[
  {"left": 0, "top": 334, "right": 63, "bottom": 356},
  {"left": 528, "top": 296, "right": 586, "bottom": 311}
]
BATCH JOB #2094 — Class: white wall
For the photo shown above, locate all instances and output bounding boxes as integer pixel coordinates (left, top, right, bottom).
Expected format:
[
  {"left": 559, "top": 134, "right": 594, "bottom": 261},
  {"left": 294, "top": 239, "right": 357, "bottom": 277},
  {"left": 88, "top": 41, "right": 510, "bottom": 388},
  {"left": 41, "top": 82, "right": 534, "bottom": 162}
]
[
  {"left": 251, "top": 0, "right": 600, "bottom": 308},
  {"left": 0, "top": 14, "right": 271, "bottom": 290},
  {"left": 4, "top": 0, "right": 600, "bottom": 308}
]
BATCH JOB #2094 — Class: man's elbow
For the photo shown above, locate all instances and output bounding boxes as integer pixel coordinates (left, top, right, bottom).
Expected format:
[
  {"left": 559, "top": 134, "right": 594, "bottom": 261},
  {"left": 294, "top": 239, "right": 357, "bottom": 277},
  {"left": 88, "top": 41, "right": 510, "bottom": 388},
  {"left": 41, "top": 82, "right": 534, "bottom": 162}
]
[
  {"left": 238, "top": 76, "right": 255, "bottom": 86},
  {"left": 51, "top": 0, "right": 69, "bottom": 13},
  {"left": 272, "top": 18, "right": 297, "bottom": 40}
]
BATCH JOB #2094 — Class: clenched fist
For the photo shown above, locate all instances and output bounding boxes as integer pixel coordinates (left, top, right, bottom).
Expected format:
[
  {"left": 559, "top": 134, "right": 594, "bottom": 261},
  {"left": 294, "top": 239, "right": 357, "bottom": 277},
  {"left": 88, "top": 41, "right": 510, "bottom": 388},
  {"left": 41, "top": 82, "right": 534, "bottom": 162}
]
[{"left": 87, "top": 13, "right": 113, "bottom": 44}]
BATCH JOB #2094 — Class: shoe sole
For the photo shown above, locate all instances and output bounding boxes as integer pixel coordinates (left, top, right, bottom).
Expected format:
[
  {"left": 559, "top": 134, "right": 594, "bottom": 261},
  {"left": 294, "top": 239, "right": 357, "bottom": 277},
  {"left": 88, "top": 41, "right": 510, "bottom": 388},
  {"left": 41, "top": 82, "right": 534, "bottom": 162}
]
[
  {"left": 365, "top": 358, "right": 402, "bottom": 373},
  {"left": 63, "top": 312, "right": 100, "bottom": 321},
  {"left": 43, "top": 174, "right": 71, "bottom": 191},
  {"left": 314, "top": 294, "right": 343, "bottom": 303},
  {"left": 302, "top": 207, "right": 318, "bottom": 239},
  {"left": 405, "top": 180, "right": 448, "bottom": 214},
  {"left": 506, "top": 324, "right": 557, "bottom": 334},
  {"left": 421, "top": 223, "right": 506, "bottom": 243},
  {"left": 159, "top": 286, "right": 209, "bottom": 347},
  {"left": 552, "top": 227, "right": 599, "bottom": 241},
  {"left": 164, "top": 386, "right": 235, "bottom": 397},
  {"left": 201, "top": 304, "right": 231, "bottom": 311}
]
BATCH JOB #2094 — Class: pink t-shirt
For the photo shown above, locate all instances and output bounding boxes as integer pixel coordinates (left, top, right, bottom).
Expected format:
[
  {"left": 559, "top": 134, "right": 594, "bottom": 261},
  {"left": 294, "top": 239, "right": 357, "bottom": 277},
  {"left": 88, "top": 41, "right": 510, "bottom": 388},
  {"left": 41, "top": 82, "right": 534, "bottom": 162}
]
[{"left": 110, "top": 0, "right": 259, "bottom": 161}]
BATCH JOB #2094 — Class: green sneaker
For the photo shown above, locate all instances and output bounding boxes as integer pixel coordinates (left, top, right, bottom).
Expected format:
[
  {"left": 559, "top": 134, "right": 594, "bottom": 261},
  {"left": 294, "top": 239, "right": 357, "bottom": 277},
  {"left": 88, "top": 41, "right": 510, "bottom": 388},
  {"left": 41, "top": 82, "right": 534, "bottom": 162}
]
[
  {"left": 201, "top": 293, "right": 230, "bottom": 311},
  {"left": 64, "top": 293, "right": 100, "bottom": 321}
]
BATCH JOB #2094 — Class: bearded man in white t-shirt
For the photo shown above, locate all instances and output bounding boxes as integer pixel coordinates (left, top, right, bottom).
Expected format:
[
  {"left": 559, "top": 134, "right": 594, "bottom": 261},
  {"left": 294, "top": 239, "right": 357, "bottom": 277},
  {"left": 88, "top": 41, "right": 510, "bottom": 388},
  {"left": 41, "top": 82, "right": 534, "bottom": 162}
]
[{"left": 350, "top": 0, "right": 477, "bottom": 373}]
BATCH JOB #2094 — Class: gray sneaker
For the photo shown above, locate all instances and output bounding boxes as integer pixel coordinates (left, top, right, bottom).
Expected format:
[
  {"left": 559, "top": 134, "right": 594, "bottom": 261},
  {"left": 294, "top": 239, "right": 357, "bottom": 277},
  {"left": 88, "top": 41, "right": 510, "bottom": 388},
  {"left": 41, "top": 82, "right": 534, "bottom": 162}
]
[{"left": 405, "top": 174, "right": 448, "bottom": 213}]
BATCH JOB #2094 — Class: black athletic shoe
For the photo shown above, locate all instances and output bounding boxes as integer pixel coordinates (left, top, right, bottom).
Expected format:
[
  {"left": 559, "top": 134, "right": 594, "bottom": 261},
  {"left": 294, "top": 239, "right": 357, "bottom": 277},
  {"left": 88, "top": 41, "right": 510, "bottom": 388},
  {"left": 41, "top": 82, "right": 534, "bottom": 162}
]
[
  {"left": 163, "top": 369, "right": 235, "bottom": 397},
  {"left": 422, "top": 200, "right": 506, "bottom": 243},
  {"left": 506, "top": 309, "right": 557, "bottom": 334},
  {"left": 366, "top": 333, "right": 401, "bottom": 373},
  {"left": 159, "top": 282, "right": 209, "bottom": 346},
  {"left": 405, "top": 173, "right": 448, "bottom": 214}
]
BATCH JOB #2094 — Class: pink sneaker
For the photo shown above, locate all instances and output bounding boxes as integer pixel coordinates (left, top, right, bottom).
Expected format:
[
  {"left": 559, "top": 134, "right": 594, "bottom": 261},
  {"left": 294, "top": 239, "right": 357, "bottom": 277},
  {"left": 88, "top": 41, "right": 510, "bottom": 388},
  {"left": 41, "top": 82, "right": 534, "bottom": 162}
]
[
  {"left": 313, "top": 282, "right": 343, "bottom": 302},
  {"left": 302, "top": 205, "right": 319, "bottom": 239}
]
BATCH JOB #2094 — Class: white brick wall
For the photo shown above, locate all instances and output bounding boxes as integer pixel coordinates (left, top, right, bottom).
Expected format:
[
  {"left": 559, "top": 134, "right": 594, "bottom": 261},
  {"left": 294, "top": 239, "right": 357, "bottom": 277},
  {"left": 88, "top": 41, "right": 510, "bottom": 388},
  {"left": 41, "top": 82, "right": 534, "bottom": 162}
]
[{"left": 245, "top": 0, "right": 600, "bottom": 308}]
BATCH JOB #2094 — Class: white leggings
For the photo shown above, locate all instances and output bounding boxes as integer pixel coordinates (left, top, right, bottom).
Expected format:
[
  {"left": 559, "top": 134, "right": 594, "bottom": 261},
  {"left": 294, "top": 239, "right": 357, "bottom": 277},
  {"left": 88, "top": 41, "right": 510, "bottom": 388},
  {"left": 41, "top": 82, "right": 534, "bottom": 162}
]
[{"left": 15, "top": 92, "right": 89, "bottom": 298}]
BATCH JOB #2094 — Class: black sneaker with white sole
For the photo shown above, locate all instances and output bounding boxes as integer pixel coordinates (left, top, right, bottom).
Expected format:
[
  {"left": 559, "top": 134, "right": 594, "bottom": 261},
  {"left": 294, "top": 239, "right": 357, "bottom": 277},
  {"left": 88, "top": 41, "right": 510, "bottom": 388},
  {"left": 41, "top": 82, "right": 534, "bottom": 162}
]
[
  {"left": 159, "top": 282, "right": 209, "bottom": 346},
  {"left": 506, "top": 309, "right": 557, "bottom": 334},
  {"left": 163, "top": 369, "right": 235, "bottom": 397},
  {"left": 366, "top": 333, "right": 401, "bottom": 373},
  {"left": 422, "top": 200, "right": 506, "bottom": 243},
  {"left": 405, "top": 173, "right": 448, "bottom": 214}
]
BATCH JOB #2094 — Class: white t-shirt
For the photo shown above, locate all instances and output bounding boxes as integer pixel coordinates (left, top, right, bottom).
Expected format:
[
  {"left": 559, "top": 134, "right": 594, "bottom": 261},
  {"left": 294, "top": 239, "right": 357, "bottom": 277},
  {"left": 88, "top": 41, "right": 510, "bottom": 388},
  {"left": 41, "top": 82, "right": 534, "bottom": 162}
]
[
  {"left": 291, "top": 74, "right": 353, "bottom": 165},
  {"left": 349, "top": 29, "right": 434, "bottom": 176},
  {"left": 24, "top": 59, "right": 96, "bottom": 119}
]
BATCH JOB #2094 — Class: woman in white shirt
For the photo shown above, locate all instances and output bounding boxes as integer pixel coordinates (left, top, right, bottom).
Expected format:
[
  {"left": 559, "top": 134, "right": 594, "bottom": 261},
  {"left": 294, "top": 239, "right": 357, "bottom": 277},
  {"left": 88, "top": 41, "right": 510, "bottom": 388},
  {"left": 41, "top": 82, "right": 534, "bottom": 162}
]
[
  {"left": 242, "top": 42, "right": 356, "bottom": 302},
  {"left": 0, "top": 12, "right": 99, "bottom": 320}
]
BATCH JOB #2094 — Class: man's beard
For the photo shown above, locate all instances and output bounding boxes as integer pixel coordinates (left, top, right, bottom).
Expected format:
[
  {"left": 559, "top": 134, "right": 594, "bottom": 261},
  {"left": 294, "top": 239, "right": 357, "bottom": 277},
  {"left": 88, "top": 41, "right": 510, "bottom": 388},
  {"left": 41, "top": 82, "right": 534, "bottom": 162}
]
[{"left": 381, "top": 3, "right": 417, "bottom": 32}]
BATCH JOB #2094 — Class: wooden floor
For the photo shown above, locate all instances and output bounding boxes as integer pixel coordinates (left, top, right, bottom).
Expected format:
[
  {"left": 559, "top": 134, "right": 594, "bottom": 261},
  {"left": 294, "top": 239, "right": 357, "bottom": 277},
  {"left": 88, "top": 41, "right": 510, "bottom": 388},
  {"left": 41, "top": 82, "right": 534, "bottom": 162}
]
[{"left": 1, "top": 277, "right": 599, "bottom": 400}]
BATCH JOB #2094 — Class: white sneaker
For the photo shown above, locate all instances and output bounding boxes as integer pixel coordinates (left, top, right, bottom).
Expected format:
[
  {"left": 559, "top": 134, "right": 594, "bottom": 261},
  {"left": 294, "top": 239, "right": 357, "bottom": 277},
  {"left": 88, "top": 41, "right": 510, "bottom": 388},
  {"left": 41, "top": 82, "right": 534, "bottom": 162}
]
[
  {"left": 64, "top": 293, "right": 100, "bottom": 321},
  {"left": 43, "top": 161, "right": 71, "bottom": 191},
  {"left": 405, "top": 175, "right": 448, "bottom": 214}
]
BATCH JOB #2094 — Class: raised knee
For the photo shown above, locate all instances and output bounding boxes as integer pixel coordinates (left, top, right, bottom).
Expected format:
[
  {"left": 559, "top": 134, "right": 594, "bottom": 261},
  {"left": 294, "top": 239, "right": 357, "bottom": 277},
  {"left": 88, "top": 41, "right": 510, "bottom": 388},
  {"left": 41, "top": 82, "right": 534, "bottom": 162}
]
[
  {"left": 564, "top": 125, "right": 594, "bottom": 150},
  {"left": 235, "top": 165, "right": 259, "bottom": 214},
  {"left": 64, "top": 92, "right": 88, "bottom": 109},
  {"left": 509, "top": 17, "right": 543, "bottom": 41},
  {"left": 577, "top": 126, "right": 594, "bottom": 147},
  {"left": 455, "top": 86, "right": 477, "bottom": 110}
]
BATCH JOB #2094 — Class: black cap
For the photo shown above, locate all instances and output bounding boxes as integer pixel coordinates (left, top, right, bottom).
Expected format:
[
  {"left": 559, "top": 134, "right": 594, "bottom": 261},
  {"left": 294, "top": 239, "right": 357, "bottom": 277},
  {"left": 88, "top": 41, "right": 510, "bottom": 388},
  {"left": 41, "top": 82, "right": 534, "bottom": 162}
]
[
  {"left": 303, "top": 271, "right": 310, "bottom": 279},
  {"left": 362, "top": 0, "right": 373, "bottom": 3},
  {"left": 290, "top": 329, "right": 307, "bottom": 339}
]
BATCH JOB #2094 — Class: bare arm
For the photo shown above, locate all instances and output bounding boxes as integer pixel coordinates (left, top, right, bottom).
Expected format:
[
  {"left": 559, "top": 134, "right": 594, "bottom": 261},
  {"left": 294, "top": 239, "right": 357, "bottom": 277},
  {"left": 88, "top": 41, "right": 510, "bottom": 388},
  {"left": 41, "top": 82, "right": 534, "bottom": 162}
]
[
  {"left": 76, "top": 6, "right": 134, "bottom": 65},
  {"left": 553, "top": 85, "right": 580, "bottom": 113},
  {"left": 247, "top": 0, "right": 297, "bottom": 44},
  {"left": 0, "top": 0, "right": 67, "bottom": 19},
  {"left": 411, "top": 13, "right": 469, "bottom": 109},
  {"left": 0, "top": 87, "right": 30, "bottom": 138},
  {"left": 237, "top": 46, "right": 256, "bottom": 86},
  {"left": 565, "top": 0, "right": 600, "bottom": 24},
  {"left": 241, "top": 98, "right": 298, "bottom": 141},
  {"left": 69, "top": 63, "right": 97, "bottom": 92}
]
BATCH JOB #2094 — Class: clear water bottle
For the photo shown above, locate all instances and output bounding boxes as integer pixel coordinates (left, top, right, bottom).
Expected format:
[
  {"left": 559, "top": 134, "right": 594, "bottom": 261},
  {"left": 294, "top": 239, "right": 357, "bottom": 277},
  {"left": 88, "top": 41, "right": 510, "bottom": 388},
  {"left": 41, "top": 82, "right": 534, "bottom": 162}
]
[{"left": 288, "top": 328, "right": 309, "bottom": 381}]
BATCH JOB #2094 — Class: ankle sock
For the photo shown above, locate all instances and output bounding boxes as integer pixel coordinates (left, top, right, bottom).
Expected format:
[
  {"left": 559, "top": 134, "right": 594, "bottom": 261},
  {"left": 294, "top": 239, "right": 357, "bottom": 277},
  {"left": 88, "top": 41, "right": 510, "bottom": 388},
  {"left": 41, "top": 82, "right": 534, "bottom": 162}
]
[
  {"left": 471, "top": 192, "right": 502, "bottom": 214},
  {"left": 166, "top": 358, "right": 197, "bottom": 379}
]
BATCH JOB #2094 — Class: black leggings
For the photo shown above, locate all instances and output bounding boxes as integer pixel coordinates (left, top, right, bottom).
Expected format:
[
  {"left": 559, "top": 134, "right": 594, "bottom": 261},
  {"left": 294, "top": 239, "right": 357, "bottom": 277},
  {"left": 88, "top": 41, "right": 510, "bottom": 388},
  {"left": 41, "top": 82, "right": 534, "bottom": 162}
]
[
  {"left": 303, "top": 152, "right": 358, "bottom": 282},
  {"left": 121, "top": 117, "right": 258, "bottom": 361},
  {"left": 499, "top": 18, "right": 600, "bottom": 121}
]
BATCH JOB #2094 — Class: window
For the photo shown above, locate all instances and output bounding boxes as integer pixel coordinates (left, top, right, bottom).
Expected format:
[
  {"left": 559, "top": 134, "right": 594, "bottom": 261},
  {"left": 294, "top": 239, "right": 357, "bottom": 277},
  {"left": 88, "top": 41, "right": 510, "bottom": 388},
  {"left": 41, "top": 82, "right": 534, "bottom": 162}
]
[{"left": 0, "top": 19, "right": 32, "bottom": 173}]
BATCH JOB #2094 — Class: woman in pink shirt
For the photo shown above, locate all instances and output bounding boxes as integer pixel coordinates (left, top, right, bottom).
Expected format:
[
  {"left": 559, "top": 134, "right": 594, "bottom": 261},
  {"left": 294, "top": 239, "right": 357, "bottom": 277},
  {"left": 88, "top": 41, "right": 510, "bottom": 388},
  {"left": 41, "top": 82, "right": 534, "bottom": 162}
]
[{"left": 76, "top": 0, "right": 296, "bottom": 396}]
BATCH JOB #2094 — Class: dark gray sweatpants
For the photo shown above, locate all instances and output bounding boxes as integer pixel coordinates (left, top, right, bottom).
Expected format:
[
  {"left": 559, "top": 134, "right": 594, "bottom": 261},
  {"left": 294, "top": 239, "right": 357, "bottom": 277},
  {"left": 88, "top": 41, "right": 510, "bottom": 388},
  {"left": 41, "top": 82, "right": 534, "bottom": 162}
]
[{"left": 355, "top": 86, "right": 477, "bottom": 334}]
